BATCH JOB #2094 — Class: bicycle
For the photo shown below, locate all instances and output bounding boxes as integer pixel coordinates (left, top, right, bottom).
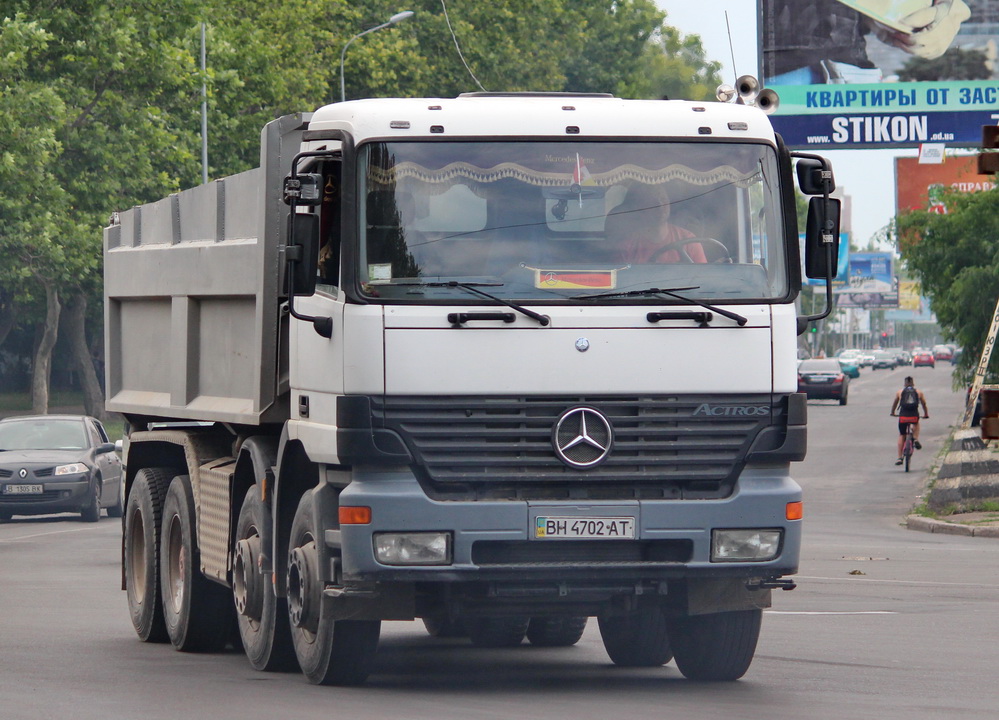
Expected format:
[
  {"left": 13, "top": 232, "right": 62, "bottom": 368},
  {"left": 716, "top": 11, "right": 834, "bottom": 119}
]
[{"left": 892, "top": 413, "right": 927, "bottom": 472}]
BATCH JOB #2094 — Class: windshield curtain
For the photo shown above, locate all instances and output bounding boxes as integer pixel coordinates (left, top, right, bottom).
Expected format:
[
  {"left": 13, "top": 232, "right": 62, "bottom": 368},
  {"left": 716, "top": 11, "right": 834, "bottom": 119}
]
[{"left": 357, "top": 141, "right": 789, "bottom": 303}]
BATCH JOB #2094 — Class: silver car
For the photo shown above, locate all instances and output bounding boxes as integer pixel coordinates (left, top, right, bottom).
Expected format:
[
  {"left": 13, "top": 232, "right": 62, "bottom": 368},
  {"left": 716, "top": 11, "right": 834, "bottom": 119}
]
[{"left": 0, "top": 415, "right": 123, "bottom": 522}]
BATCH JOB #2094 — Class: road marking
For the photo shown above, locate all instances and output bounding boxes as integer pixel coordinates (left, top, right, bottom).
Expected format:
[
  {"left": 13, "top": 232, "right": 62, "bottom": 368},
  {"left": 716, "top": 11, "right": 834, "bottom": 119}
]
[
  {"left": 798, "top": 574, "right": 999, "bottom": 589},
  {"left": 766, "top": 611, "right": 897, "bottom": 615},
  {"left": 0, "top": 526, "right": 97, "bottom": 542}
]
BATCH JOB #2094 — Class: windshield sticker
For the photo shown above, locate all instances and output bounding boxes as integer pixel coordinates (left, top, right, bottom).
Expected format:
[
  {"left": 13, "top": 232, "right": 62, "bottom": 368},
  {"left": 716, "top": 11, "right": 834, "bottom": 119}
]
[
  {"left": 534, "top": 269, "right": 617, "bottom": 290},
  {"left": 368, "top": 263, "right": 393, "bottom": 282}
]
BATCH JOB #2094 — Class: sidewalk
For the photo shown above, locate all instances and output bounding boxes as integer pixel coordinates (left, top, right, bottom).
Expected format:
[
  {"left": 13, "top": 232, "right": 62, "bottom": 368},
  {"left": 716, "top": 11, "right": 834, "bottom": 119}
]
[{"left": 905, "top": 426, "right": 999, "bottom": 537}]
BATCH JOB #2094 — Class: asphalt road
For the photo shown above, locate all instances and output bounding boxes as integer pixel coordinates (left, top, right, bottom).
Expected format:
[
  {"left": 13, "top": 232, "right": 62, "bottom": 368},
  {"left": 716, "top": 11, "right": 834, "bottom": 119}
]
[{"left": 1, "top": 365, "right": 996, "bottom": 720}]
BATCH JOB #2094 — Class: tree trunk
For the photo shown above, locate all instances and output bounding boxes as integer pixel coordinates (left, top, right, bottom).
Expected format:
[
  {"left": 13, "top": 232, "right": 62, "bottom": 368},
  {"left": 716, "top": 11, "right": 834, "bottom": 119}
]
[
  {"left": 0, "top": 290, "right": 14, "bottom": 349},
  {"left": 63, "top": 293, "right": 107, "bottom": 420},
  {"left": 31, "top": 282, "right": 61, "bottom": 415}
]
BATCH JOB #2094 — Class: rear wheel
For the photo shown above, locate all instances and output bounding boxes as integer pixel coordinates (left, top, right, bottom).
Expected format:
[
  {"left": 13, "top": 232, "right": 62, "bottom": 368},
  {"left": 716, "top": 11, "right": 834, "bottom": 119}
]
[
  {"left": 598, "top": 607, "right": 672, "bottom": 666},
  {"left": 233, "top": 486, "right": 296, "bottom": 671},
  {"left": 839, "top": 390, "right": 848, "bottom": 406},
  {"left": 526, "top": 616, "right": 588, "bottom": 647},
  {"left": 467, "top": 616, "right": 530, "bottom": 647},
  {"left": 160, "top": 475, "right": 232, "bottom": 651},
  {"left": 422, "top": 612, "right": 466, "bottom": 638},
  {"left": 667, "top": 609, "right": 762, "bottom": 681},
  {"left": 124, "top": 468, "right": 173, "bottom": 642},
  {"left": 287, "top": 491, "right": 380, "bottom": 685}
]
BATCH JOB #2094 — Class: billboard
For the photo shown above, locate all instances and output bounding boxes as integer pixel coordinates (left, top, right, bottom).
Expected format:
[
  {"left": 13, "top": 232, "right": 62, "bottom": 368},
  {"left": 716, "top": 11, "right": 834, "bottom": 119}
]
[
  {"left": 895, "top": 154, "right": 996, "bottom": 213},
  {"left": 836, "top": 252, "right": 898, "bottom": 308},
  {"left": 760, "top": 0, "right": 999, "bottom": 150}
]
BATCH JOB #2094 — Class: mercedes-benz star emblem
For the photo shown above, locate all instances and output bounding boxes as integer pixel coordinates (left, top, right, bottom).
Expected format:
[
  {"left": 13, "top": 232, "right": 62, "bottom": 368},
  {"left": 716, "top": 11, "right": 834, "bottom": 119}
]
[
  {"left": 552, "top": 407, "right": 613, "bottom": 468},
  {"left": 575, "top": 337, "right": 590, "bottom": 352}
]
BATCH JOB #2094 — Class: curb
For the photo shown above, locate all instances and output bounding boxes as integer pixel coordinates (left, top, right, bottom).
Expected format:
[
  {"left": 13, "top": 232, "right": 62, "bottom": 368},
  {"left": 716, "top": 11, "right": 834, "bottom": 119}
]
[{"left": 906, "top": 514, "right": 999, "bottom": 538}]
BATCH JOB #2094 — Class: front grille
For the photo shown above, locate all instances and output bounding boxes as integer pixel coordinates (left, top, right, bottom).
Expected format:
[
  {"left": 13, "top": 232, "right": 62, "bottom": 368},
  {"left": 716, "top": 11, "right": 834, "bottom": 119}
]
[
  {"left": 0, "top": 491, "right": 63, "bottom": 504},
  {"left": 472, "top": 539, "right": 693, "bottom": 566},
  {"left": 374, "top": 394, "right": 777, "bottom": 499}
]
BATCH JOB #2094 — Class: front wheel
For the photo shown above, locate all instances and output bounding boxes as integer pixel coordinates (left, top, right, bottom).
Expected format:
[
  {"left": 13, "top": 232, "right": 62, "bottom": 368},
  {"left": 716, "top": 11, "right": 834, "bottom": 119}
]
[
  {"left": 160, "top": 475, "right": 232, "bottom": 651},
  {"left": 233, "top": 486, "right": 296, "bottom": 671},
  {"left": 287, "top": 491, "right": 380, "bottom": 685},
  {"left": 80, "top": 479, "right": 101, "bottom": 522},
  {"left": 666, "top": 609, "right": 762, "bottom": 681}
]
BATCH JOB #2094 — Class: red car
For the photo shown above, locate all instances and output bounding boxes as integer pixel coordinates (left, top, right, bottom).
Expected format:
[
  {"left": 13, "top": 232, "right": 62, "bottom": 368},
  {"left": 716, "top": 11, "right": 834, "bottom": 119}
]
[{"left": 913, "top": 351, "right": 935, "bottom": 368}]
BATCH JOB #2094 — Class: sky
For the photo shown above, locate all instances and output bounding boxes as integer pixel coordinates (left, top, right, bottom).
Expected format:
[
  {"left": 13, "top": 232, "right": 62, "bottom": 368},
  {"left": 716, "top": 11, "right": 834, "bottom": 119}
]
[{"left": 658, "top": 1, "right": 913, "bottom": 247}]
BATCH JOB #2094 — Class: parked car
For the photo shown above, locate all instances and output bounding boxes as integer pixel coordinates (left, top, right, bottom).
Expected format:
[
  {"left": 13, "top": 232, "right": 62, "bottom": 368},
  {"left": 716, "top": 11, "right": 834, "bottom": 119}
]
[
  {"left": 913, "top": 351, "right": 935, "bottom": 368},
  {"left": 0, "top": 415, "right": 123, "bottom": 522},
  {"left": 871, "top": 351, "right": 899, "bottom": 370},
  {"left": 798, "top": 359, "right": 849, "bottom": 405}
]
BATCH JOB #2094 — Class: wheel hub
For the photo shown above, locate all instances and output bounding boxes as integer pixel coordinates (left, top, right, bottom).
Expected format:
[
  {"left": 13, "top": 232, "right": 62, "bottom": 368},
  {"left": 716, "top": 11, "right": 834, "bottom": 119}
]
[
  {"left": 287, "top": 540, "right": 320, "bottom": 633},
  {"left": 233, "top": 535, "right": 262, "bottom": 619}
]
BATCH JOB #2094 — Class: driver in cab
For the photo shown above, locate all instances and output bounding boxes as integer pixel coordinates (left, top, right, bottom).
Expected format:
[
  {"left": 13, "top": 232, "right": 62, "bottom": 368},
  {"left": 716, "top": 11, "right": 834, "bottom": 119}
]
[{"left": 608, "top": 184, "right": 707, "bottom": 264}]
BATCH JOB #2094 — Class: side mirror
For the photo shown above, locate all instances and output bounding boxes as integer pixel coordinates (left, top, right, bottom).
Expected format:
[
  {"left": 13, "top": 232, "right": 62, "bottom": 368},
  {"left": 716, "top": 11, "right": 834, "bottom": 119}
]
[
  {"left": 286, "top": 212, "right": 319, "bottom": 297},
  {"left": 796, "top": 158, "right": 835, "bottom": 195},
  {"left": 804, "top": 197, "right": 841, "bottom": 279},
  {"left": 96, "top": 442, "right": 116, "bottom": 455}
]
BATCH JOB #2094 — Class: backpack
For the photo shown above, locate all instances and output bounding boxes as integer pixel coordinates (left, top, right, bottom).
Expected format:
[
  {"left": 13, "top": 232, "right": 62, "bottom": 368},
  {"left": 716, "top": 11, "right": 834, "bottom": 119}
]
[{"left": 899, "top": 386, "right": 919, "bottom": 414}]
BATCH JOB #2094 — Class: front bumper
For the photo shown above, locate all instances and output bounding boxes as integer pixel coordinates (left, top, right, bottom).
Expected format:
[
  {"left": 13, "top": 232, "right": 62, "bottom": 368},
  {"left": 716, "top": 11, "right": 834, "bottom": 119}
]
[
  {"left": 335, "top": 466, "right": 801, "bottom": 584},
  {"left": 0, "top": 477, "right": 92, "bottom": 517}
]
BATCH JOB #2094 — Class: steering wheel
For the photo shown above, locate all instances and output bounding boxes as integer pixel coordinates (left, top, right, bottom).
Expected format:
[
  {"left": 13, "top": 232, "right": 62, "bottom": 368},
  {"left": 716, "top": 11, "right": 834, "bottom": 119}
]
[{"left": 649, "top": 237, "right": 730, "bottom": 264}]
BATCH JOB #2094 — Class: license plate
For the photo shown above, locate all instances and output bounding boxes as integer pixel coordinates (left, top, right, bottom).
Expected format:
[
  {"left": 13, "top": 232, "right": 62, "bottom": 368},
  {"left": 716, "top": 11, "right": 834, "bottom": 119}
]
[
  {"left": 535, "top": 516, "right": 635, "bottom": 539},
  {"left": 3, "top": 484, "right": 43, "bottom": 495},
  {"left": 809, "top": 377, "right": 832, "bottom": 383}
]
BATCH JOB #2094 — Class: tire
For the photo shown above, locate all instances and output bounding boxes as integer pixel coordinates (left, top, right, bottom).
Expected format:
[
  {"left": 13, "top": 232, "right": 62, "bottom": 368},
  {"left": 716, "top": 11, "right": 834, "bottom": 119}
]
[
  {"left": 287, "top": 491, "right": 380, "bottom": 685},
  {"left": 422, "top": 612, "right": 466, "bottom": 638},
  {"left": 839, "top": 391, "right": 848, "bottom": 406},
  {"left": 598, "top": 607, "right": 672, "bottom": 666},
  {"left": 124, "top": 467, "right": 173, "bottom": 642},
  {"left": 526, "top": 616, "right": 588, "bottom": 647},
  {"left": 80, "top": 479, "right": 101, "bottom": 522},
  {"left": 904, "top": 450, "right": 911, "bottom": 472},
  {"left": 233, "top": 486, "right": 297, "bottom": 671},
  {"left": 160, "top": 475, "right": 233, "bottom": 652},
  {"left": 0, "top": 511, "right": 12, "bottom": 522},
  {"left": 106, "top": 476, "right": 125, "bottom": 519},
  {"left": 667, "top": 609, "right": 762, "bottom": 681},
  {"left": 467, "top": 616, "right": 530, "bottom": 648}
]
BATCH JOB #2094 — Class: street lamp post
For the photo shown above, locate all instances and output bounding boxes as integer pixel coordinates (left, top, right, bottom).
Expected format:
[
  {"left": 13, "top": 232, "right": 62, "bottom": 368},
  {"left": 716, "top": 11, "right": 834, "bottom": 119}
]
[{"left": 339, "top": 11, "right": 415, "bottom": 103}]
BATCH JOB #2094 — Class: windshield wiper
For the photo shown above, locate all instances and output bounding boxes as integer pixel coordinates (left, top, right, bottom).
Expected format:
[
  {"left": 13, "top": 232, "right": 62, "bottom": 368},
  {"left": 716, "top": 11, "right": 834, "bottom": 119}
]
[
  {"left": 572, "top": 286, "right": 747, "bottom": 326},
  {"left": 392, "top": 280, "right": 550, "bottom": 326}
]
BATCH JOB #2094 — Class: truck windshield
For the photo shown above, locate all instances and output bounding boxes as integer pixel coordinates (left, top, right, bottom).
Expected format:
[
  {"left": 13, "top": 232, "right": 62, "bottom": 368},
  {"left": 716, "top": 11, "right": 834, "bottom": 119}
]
[{"left": 357, "top": 141, "right": 788, "bottom": 303}]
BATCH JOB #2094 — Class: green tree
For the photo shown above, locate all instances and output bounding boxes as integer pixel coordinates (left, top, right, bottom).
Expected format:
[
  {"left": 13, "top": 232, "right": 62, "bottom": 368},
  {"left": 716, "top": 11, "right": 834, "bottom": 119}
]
[
  {"left": 896, "top": 187, "right": 999, "bottom": 383},
  {"left": 897, "top": 47, "right": 991, "bottom": 82},
  {"left": 1, "top": 2, "right": 202, "bottom": 414}
]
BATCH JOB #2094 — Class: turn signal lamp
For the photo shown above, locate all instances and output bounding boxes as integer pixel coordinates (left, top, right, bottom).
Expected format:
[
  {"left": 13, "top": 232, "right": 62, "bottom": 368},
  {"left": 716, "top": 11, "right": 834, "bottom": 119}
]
[
  {"left": 786, "top": 501, "right": 803, "bottom": 521},
  {"left": 339, "top": 506, "right": 372, "bottom": 525}
]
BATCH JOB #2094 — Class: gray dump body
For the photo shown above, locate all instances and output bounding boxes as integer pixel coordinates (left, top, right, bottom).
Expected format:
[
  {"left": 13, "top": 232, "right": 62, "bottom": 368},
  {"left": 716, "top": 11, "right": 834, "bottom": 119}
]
[{"left": 103, "top": 114, "right": 310, "bottom": 425}]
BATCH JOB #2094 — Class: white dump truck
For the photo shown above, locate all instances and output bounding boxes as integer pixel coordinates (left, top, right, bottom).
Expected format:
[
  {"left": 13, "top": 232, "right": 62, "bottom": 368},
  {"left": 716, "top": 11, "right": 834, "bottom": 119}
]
[{"left": 104, "top": 85, "right": 839, "bottom": 685}]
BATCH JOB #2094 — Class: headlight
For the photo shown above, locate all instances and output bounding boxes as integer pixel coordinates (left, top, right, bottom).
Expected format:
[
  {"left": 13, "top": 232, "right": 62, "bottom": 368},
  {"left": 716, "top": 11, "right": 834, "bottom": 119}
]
[
  {"left": 54, "top": 463, "right": 87, "bottom": 476},
  {"left": 711, "top": 529, "right": 782, "bottom": 562},
  {"left": 373, "top": 532, "right": 451, "bottom": 566}
]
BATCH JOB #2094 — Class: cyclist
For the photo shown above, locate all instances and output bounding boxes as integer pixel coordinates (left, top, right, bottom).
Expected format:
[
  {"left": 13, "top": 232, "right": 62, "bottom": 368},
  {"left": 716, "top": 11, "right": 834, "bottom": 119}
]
[{"left": 890, "top": 375, "right": 929, "bottom": 466}]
